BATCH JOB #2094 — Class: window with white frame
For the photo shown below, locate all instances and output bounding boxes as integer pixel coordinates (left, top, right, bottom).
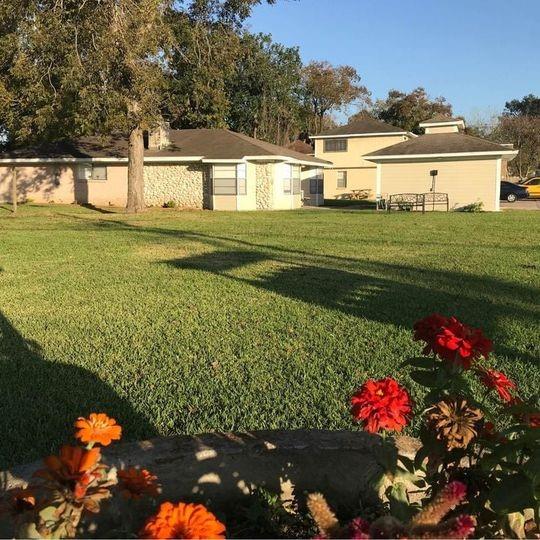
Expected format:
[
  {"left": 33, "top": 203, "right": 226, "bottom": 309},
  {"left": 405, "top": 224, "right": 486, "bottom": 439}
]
[
  {"left": 77, "top": 164, "right": 108, "bottom": 182},
  {"left": 283, "top": 164, "right": 301, "bottom": 195},
  {"left": 324, "top": 139, "right": 347, "bottom": 152},
  {"left": 337, "top": 171, "right": 347, "bottom": 189},
  {"left": 212, "top": 164, "right": 247, "bottom": 195}
]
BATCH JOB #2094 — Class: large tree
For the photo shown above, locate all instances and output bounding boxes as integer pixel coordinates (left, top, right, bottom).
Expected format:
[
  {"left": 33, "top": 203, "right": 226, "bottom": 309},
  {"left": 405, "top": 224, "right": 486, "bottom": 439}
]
[
  {"left": 504, "top": 94, "right": 540, "bottom": 117},
  {"left": 302, "top": 61, "right": 370, "bottom": 134},
  {"left": 0, "top": 0, "right": 270, "bottom": 212},
  {"left": 373, "top": 87, "right": 453, "bottom": 133},
  {"left": 166, "top": 13, "right": 241, "bottom": 129},
  {"left": 227, "top": 33, "right": 304, "bottom": 145},
  {"left": 491, "top": 94, "right": 540, "bottom": 178}
]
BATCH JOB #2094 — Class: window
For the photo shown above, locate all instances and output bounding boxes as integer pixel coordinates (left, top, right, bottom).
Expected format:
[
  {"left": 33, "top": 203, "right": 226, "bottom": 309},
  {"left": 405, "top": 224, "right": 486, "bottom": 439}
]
[
  {"left": 337, "top": 171, "right": 347, "bottom": 189},
  {"left": 309, "top": 169, "right": 324, "bottom": 195},
  {"left": 77, "top": 164, "right": 107, "bottom": 182},
  {"left": 323, "top": 139, "right": 347, "bottom": 152},
  {"left": 283, "top": 164, "right": 301, "bottom": 194},
  {"left": 212, "top": 164, "right": 247, "bottom": 195},
  {"left": 310, "top": 178, "right": 324, "bottom": 195}
]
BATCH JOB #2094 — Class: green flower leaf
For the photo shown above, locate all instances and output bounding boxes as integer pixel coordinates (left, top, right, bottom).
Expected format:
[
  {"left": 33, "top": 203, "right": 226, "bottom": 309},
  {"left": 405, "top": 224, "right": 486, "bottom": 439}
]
[{"left": 489, "top": 473, "right": 536, "bottom": 514}]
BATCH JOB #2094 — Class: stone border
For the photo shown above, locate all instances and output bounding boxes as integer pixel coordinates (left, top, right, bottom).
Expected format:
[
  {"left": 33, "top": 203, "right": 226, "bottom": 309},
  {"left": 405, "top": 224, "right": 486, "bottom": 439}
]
[{"left": 2, "top": 430, "right": 419, "bottom": 506}]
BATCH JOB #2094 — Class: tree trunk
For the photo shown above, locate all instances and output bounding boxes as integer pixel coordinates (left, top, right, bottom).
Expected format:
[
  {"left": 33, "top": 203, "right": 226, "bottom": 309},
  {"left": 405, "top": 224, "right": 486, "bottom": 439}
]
[
  {"left": 11, "top": 166, "right": 17, "bottom": 214},
  {"left": 126, "top": 124, "right": 145, "bottom": 213}
]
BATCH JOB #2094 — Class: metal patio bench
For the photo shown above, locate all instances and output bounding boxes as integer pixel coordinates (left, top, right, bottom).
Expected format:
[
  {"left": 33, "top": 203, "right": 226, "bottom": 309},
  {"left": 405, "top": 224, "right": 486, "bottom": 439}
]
[
  {"left": 387, "top": 193, "right": 426, "bottom": 213},
  {"left": 422, "top": 192, "right": 449, "bottom": 211}
]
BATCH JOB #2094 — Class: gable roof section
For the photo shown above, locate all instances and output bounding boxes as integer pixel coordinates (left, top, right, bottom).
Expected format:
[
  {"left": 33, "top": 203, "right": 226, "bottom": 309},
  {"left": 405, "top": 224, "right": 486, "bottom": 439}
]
[
  {"left": 0, "top": 129, "right": 330, "bottom": 166},
  {"left": 286, "top": 139, "right": 314, "bottom": 154},
  {"left": 363, "top": 133, "right": 518, "bottom": 161},
  {"left": 419, "top": 115, "right": 465, "bottom": 127},
  {"left": 311, "top": 117, "right": 408, "bottom": 138}
]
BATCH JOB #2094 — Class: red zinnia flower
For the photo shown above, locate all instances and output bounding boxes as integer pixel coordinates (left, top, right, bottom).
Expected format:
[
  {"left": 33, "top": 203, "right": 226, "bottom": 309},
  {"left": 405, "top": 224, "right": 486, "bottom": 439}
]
[
  {"left": 413, "top": 313, "right": 449, "bottom": 354},
  {"left": 477, "top": 369, "right": 516, "bottom": 402},
  {"left": 351, "top": 378, "right": 412, "bottom": 434},
  {"left": 432, "top": 317, "right": 492, "bottom": 368}
]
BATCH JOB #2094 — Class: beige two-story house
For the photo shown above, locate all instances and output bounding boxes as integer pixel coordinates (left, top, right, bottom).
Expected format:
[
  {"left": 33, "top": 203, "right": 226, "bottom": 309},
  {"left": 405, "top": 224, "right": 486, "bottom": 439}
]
[{"left": 310, "top": 118, "right": 414, "bottom": 201}]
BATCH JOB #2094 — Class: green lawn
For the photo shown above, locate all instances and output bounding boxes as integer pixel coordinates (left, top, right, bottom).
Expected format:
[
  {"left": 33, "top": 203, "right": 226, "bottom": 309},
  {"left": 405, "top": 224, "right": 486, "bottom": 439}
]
[{"left": 0, "top": 204, "right": 538, "bottom": 468}]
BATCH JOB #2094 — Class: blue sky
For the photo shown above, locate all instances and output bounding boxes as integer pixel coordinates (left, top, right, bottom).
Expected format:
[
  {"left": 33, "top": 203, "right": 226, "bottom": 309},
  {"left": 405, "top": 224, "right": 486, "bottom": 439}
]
[{"left": 247, "top": 0, "right": 540, "bottom": 123}]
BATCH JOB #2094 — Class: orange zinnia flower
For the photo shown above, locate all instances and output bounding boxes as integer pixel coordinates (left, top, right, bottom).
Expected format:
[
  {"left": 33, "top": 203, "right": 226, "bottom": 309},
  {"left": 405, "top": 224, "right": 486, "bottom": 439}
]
[
  {"left": 44, "top": 445, "right": 101, "bottom": 479},
  {"left": 75, "top": 413, "right": 122, "bottom": 446},
  {"left": 140, "top": 502, "right": 226, "bottom": 539},
  {"left": 118, "top": 467, "right": 160, "bottom": 499}
]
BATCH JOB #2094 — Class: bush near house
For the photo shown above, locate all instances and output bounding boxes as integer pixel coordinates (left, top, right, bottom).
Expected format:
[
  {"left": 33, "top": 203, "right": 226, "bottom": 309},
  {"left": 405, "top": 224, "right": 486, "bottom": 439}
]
[{"left": 0, "top": 204, "right": 538, "bottom": 471}]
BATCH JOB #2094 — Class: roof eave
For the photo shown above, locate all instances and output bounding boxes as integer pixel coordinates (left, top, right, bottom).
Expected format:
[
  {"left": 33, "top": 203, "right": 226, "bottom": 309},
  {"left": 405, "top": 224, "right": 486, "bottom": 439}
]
[
  {"left": 364, "top": 150, "right": 519, "bottom": 162},
  {"left": 310, "top": 131, "right": 409, "bottom": 140}
]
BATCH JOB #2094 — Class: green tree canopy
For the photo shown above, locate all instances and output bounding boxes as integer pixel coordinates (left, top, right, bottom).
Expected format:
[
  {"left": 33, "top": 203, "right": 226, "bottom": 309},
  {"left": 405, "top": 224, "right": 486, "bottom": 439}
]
[
  {"left": 302, "top": 61, "right": 370, "bottom": 134},
  {"left": 504, "top": 94, "right": 540, "bottom": 117},
  {"left": 373, "top": 87, "right": 453, "bottom": 134},
  {"left": 0, "top": 0, "right": 270, "bottom": 211}
]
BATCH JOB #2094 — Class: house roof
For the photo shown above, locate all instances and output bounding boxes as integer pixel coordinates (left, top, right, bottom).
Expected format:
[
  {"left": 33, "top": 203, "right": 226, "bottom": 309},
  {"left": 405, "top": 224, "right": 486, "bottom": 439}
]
[
  {"left": 311, "top": 117, "right": 408, "bottom": 138},
  {"left": 364, "top": 132, "right": 518, "bottom": 160},
  {"left": 286, "top": 139, "right": 314, "bottom": 154},
  {"left": 419, "top": 115, "right": 464, "bottom": 126},
  {"left": 0, "top": 129, "right": 330, "bottom": 166}
]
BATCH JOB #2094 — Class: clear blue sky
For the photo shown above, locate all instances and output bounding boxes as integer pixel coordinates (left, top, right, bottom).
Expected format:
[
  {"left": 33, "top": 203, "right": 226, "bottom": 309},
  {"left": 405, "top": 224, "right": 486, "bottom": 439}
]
[{"left": 247, "top": 0, "right": 540, "bottom": 123}]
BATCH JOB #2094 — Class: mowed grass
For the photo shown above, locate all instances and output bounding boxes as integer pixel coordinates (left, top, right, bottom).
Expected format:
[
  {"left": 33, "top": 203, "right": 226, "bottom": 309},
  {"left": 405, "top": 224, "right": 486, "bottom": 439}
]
[{"left": 0, "top": 204, "right": 538, "bottom": 468}]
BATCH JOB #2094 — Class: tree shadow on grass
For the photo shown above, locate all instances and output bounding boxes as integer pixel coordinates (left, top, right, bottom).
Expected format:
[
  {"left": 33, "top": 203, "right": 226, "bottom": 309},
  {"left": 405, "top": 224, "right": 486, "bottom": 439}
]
[
  {"left": 0, "top": 311, "right": 157, "bottom": 470},
  {"left": 164, "top": 250, "right": 540, "bottom": 368}
]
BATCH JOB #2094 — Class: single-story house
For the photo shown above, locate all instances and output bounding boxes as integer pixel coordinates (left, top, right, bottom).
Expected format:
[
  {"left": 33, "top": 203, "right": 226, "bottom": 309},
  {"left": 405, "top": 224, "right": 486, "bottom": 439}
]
[
  {"left": 364, "top": 116, "right": 518, "bottom": 211},
  {"left": 0, "top": 127, "right": 330, "bottom": 211}
]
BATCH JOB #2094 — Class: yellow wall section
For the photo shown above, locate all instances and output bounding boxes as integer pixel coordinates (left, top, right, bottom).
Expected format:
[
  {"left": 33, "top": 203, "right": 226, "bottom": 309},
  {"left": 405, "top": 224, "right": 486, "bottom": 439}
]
[
  {"left": 379, "top": 158, "right": 498, "bottom": 211},
  {"left": 314, "top": 134, "right": 408, "bottom": 199}
]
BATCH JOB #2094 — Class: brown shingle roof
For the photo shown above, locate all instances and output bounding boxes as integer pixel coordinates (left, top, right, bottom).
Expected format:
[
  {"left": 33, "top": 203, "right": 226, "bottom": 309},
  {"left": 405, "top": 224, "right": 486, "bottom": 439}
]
[
  {"left": 286, "top": 139, "right": 314, "bottom": 154},
  {"left": 364, "top": 132, "right": 516, "bottom": 158},
  {"left": 0, "top": 129, "right": 329, "bottom": 165},
  {"left": 313, "top": 117, "right": 407, "bottom": 137}
]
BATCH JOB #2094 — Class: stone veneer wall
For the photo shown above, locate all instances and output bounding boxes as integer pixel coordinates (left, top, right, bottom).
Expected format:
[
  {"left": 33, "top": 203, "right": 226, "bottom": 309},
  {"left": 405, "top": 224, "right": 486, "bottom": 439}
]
[
  {"left": 255, "top": 163, "right": 274, "bottom": 210},
  {"left": 144, "top": 163, "right": 209, "bottom": 208}
]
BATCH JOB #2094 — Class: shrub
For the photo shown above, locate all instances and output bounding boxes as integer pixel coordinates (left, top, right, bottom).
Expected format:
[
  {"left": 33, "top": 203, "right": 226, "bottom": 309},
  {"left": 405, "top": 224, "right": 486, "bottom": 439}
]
[
  {"left": 163, "top": 200, "right": 177, "bottom": 208},
  {"left": 456, "top": 202, "right": 484, "bottom": 212}
]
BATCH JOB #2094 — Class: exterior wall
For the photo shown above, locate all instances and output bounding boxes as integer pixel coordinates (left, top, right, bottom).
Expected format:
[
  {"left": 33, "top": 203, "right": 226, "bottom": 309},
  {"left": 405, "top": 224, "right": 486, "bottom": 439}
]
[
  {"left": 255, "top": 162, "right": 274, "bottom": 210},
  {"left": 0, "top": 164, "right": 76, "bottom": 204},
  {"left": 144, "top": 163, "right": 208, "bottom": 209},
  {"left": 323, "top": 168, "right": 377, "bottom": 200},
  {"left": 314, "top": 134, "right": 409, "bottom": 200},
  {"left": 423, "top": 125, "right": 459, "bottom": 134},
  {"left": 0, "top": 164, "right": 128, "bottom": 206},
  {"left": 272, "top": 162, "right": 302, "bottom": 210},
  {"left": 236, "top": 162, "right": 258, "bottom": 211},
  {"left": 379, "top": 157, "right": 499, "bottom": 211},
  {"left": 0, "top": 159, "right": 313, "bottom": 211},
  {"left": 85, "top": 165, "right": 127, "bottom": 206}
]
